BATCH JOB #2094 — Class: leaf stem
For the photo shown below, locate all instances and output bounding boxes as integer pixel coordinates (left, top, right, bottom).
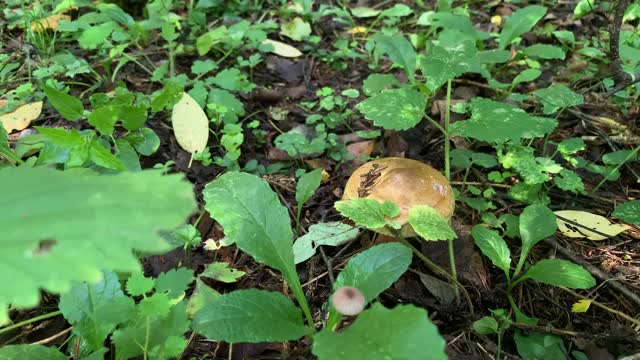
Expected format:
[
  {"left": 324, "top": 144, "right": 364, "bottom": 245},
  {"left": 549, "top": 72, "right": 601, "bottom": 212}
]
[
  {"left": 444, "top": 79, "right": 452, "bottom": 182},
  {"left": 0, "top": 310, "right": 62, "bottom": 335}
]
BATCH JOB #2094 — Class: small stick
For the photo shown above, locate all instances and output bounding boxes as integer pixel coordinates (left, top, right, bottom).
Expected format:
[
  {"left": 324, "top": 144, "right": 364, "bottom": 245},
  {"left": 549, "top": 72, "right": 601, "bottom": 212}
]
[{"left": 32, "top": 327, "right": 72, "bottom": 345}]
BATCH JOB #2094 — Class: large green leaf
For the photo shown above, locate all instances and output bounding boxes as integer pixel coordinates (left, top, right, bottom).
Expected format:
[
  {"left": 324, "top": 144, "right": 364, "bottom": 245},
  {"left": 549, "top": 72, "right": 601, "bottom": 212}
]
[
  {"left": 326, "top": 243, "right": 412, "bottom": 328},
  {"left": 356, "top": 88, "right": 426, "bottom": 130},
  {"left": 521, "top": 259, "right": 595, "bottom": 289},
  {"left": 421, "top": 40, "right": 476, "bottom": 91},
  {"left": 59, "top": 271, "right": 135, "bottom": 351},
  {"left": 408, "top": 205, "right": 457, "bottom": 241},
  {"left": 532, "top": 84, "right": 584, "bottom": 114},
  {"left": 471, "top": 226, "right": 511, "bottom": 275},
  {"left": 449, "top": 98, "right": 557, "bottom": 144},
  {"left": 498, "top": 5, "right": 547, "bottom": 49},
  {"left": 88, "top": 104, "right": 148, "bottom": 137},
  {"left": 335, "top": 198, "right": 400, "bottom": 231},
  {"left": 0, "top": 167, "right": 196, "bottom": 324},
  {"left": 193, "top": 289, "right": 310, "bottom": 342},
  {"left": 519, "top": 204, "right": 557, "bottom": 259},
  {"left": 0, "top": 345, "right": 68, "bottom": 360},
  {"left": 613, "top": 200, "right": 640, "bottom": 225},
  {"left": 40, "top": 83, "right": 84, "bottom": 121},
  {"left": 203, "top": 172, "right": 295, "bottom": 279},
  {"left": 314, "top": 303, "right": 447, "bottom": 360},
  {"left": 372, "top": 34, "right": 417, "bottom": 81}
]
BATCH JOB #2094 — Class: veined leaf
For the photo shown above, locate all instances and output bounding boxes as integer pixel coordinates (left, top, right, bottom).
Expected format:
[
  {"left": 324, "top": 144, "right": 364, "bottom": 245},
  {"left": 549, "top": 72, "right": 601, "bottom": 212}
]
[
  {"left": 421, "top": 40, "right": 476, "bottom": 91},
  {"left": 356, "top": 88, "right": 426, "bottom": 130},
  {"left": 171, "top": 92, "right": 209, "bottom": 155},
  {"left": 408, "top": 205, "right": 457, "bottom": 241},
  {"left": 0, "top": 167, "right": 196, "bottom": 324},
  {"left": 521, "top": 259, "right": 595, "bottom": 289},
  {"left": 613, "top": 200, "right": 640, "bottom": 226},
  {"left": 533, "top": 84, "right": 583, "bottom": 115},
  {"left": 498, "top": 5, "right": 547, "bottom": 49},
  {"left": 193, "top": 289, "right": 310, "bottom": 342},
  {"left": 314, "top": 303, "right": 446, "bottom": 360},
  {"left": 40, "top": 83, "right": 84, "bottom": 121},
  {"left": 372, "top": 34, "right": 417, "bottom": 81},
  {"left": 519, "top": 204, "right": 556, "bottom": 259},
  {"left": 472, "top": 225, "right": 511, "bottom": 275},
  {"left": 335, "top": 198, "right": 401, "bottom": 231}
]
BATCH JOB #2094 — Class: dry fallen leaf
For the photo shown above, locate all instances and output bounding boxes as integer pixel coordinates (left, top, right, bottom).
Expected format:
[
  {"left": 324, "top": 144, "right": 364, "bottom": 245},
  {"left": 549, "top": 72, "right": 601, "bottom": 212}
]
[
  {"left": 571, "top": 299, "right": 592, "bottom": 313},
  {"left": 0, "top": 100, "right": 43, "bottom": 133},
  {"left": 261, "top": 39, "right": 303, "bottom": 58},
  {"left": 171, "top": 92, "right": 209, "bottom": 163},
  {"left": 30, "top": 14, "right": 71, "bottom": 32},
  {"left": 347, "top": 26, "right": 367, "bottom": 34},
  {"left": 555, "top": 210, "right": 630, "bottom": 241}
]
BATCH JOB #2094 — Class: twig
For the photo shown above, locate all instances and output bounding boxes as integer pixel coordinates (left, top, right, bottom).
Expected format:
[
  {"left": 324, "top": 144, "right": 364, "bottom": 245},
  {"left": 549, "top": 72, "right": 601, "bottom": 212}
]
[
  {"left": 32, "top": 327, "right": 72, "bottom": 345},
  {"left": 559, "top": 286, "right": 640, "bottom": 328},
  {"left": 544, "top": 237, "right": 640, "bottom": 309},
  {"left": 608, "top": 0, "right": 640, "bottom": 96},
  {"left": 510, "top": 321, "right": 637, "bottom": 340}
]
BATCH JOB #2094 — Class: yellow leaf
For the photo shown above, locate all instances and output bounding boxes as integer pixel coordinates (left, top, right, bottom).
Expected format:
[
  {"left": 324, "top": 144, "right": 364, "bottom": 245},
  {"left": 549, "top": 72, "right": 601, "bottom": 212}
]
[
  {"left": 491, "top": 15, "right": 502, "bottom": 26},
  {"left": 348, "top": 26, "right": 367, "bottom": 34},
  {"left": 30, "top": 14, "right": 71, "bottom": 32},
  {"left": 0, "top": 101, "right": 43, "bottom": 133},
  {"left": 261, "top": 39, "right": 303, "bottom": 58},
  {"left": 571, "top": 299, "right": 592, "bottom": 313},
  {"left": 555, "top": 210, "right": 629, "bottom": 241},
  {"left": 171, "top": 92, "right": 209, "bottom": 156}
]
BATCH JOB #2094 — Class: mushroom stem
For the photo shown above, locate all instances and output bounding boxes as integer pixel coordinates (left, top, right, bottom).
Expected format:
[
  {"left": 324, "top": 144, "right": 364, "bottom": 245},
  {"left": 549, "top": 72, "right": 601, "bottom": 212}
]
[{"left": 395, "top": 233, "right": 474, "bottom": 315}]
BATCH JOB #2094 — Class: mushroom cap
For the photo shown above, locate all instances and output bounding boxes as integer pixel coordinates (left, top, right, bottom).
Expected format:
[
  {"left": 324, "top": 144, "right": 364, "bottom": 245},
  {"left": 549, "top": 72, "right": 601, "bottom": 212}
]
[
  {"left": 342, "top": 157, "right": 454, "bottom": 237},
  {"left": 331, "top": 286, "right": 366, "bottom": 316}
]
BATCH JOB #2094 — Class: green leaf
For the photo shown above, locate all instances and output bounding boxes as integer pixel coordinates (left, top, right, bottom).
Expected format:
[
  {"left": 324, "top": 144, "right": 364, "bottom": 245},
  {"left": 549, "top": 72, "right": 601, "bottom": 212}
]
[
  {"left": 512, "top": 68, "right": 541, "bottom": 86},
  {"left": 471, "top": 226, "right": 511, "bottom": 275},
  {"left": 79, "top": 22, "right": 115, "bottom": 49},
  {"left": 207, "top": 88, "right": 245, "bottom": 123},
  {"left": 574, "top": 0, "right": 596, "bottom": 19},
  {"left": 515, "top": 331, "right": 567, "bottom": 360},
  {"left": 554, "top": 169, "right": 585, "bottom": 194},
  {"left": 191, "top": 59, "right": 218, "bottom": 76},
  {"left": 553, "top": 30, "right": 575, "bottom": 44},
  {"left": 362, "top": 74, "right": 402, "bottom": 96},
  {"left": 0, "top": 167, "right": 196, "bottom": 322},
  {"left": 59, "top": 271, "right": 135, "bottom": 351},
  {"left": 356, "top": 88, "right": 426, "bottom": 130},
  {"left": 124, "top": 127, "right": 160, "bottom": 156},
  {"left": 115, "top": 139, "right": 141, "bottom": 172},
  {"left": 523, "top": 44, "right": 565, "bottom": 60},
  {"left": 40, "top": 84, "right": 84, "bottom": 121},
  {"left": 335, "top": 198, "right": 400, "bottom": 231},
  {"left": 275, "top": 129, "right": 326, "bottom": 156},
  {"left": 203, "top": 172, "right": 298, "bottom": 284},
  {"left": 521, "top": 259, "right": 595, "bottom": 288},
  {"left": 421, "top": 40, "right": 476, "bottom": 91},
  {"left": 126, "top": 271, "right": 155, "bottom": 296},
  {"left": 498, "top": 5, "right": 547, "bottom": 49},
  {"left": 89, "top": 141, "right": 127, "bottom": 171},
  {"left": 295, "top": 168, "right": 323, "bottom": 207},
  {"left": 381, "top": 3, "right": 412, "bottom": 18},
  {"left": 603, "top": 150, "right": 638, "bottom": 165},
  {"left": 0, "top": 345, "right": 68, "bottom": 360},
  {"left": 88, "top": 105, "right": 147, "bottom": 136},
  {"left": 155, "top": 268, "right": 194, "bottom": 299},
  {"left": 351, "top": 7, "right": 380, "bottom": 18},
  {"left": 473, "top": 316, "right": 499, "bottom": 335},
  {"left": 372, "top": 34, "right": 416, "bottom": 81},
  {"left": 613, "top": 200, "right": 640, "bottom": 225},
  {"left": 475, "top": 49, "right": 511, "bottom": 64},
  {"left": 187, "top": 278, "right": 220, "bottom": 317},
  {"left": 193, "top": 289, "right": 310, "bottom": 342},
  {"left": 280, "top": 17, "right": 311, "bottom": 41},
  {"left": 201, "top": 262, "right": 246, "bottom": 283},
  {"left": 112, "top": 300, "right": 190, "bottom": 359},
  {"left": 408, "top": 205, "right": 457, "bottom": 241},
  {"left": 36, "top": 127, "right": 84, "bottom": 147},
  {"left": 557, "top": 137, "right": 585, "bottom": 155},
  {"left": 151, "top": 82, "right": 184, "bottom": 113},
  {"left": 212, "top": 68, "right": 252, "bottom": 92},
  {"left": 293, "top": 222, "right": 360, "bottom": 264},
  {"left": 519, "top": 204, "right": 556, "bottom": 259},
  {"left": 450, "top": 98, "right": 557, "bottom": 144},
  {"left": 532, "top": 84, "right": 584, "bottom": 114},
  {"left": 314, "top": 303, "right": 446, "bottom": 360}
]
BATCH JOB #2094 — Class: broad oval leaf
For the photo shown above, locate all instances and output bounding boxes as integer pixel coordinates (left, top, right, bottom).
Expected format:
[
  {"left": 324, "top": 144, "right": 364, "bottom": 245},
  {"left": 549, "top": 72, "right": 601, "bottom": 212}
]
[
  {"left": 521, "top": 259, "right": 595, "bottom": 289},
  {"left": 326, "top": 242, "right": 412, "bottom": 328},
  {"left": 555, "top": 210, "right": 630, "bottom": 240},
  {"left": 371, "top": 34, "right": 417, "bottom": 81},
  {"left": 473, "top": 316, "right": 499, "bottom": 335},
  {"left": 0, "top": 101, "right": 42, "bottom": 133},
  {"left": 533, "top": 84, "right": 583, "bottom": 115},
  {"left": 0, "top": 167, "right": 196, "bottom": 324},
  {"left": 40, "top": 83, "right": 84, "bottom": 121},
  {"left": 203, "top": 172, "right": 296, "bottom": 280},
  {"left": 420, "top": 40, "right": 476, "bottom": 91},
  {"left": 471, "top": 225, "right": 511, "bottom": 275},
  {"left": 498, "top": 5, "right": 547, "bottom": 49},
  {"left": 171, "top": 92, "right": 209, "bottom": 154},
  {"left": 519, "top": 204, "right": 557, "bottom": 257},
  {"left": 355, "top": 88, "right": 426, "bottom": 130},
  {"left": 293, "top": 222, "right": 360, "bottom": 264},
  {"left": 314, "top": 303, "right": 447, "bottom": 360},
  {"left": 193, "top": 289, "right": 310, "bottom": 342},
  {"left": 408, "top": 205, "right": 457, "bottom": 241},
  {"left": 295, "top": 168, "right": 323, "bottom": 206}
]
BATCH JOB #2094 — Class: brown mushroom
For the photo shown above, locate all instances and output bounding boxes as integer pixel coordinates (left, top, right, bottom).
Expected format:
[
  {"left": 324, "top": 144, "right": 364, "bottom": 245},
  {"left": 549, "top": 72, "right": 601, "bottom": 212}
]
[
  {"left": 332, "top": 286, "right": 366, "bottom": 316},
  {"left": 342, "top": 157, "right": 454, "bottom": 237}
]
